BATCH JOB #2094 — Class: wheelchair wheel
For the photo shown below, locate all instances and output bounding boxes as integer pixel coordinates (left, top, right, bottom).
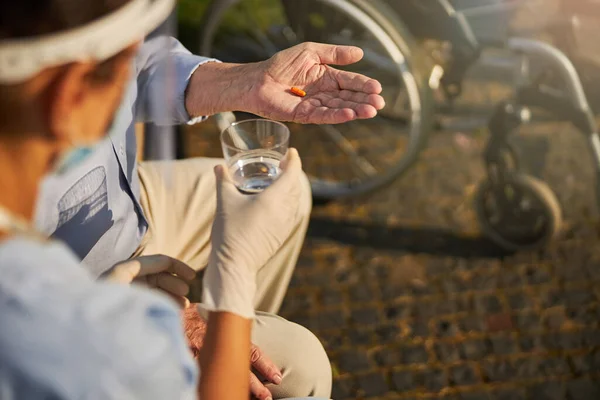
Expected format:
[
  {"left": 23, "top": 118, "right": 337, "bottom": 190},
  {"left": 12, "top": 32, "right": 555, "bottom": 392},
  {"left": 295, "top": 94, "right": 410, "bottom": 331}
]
[
  {"left": 199, "top": 0, "right": 438, "bottom": 199},
  {"left": 474, "top": 173, "right": 563, "bottom": 251}
]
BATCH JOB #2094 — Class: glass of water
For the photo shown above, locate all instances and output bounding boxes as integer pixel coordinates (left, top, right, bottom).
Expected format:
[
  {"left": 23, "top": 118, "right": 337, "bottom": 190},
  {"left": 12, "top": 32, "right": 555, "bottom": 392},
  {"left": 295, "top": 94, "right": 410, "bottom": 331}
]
[{"left": 220, "top": 119, "right": 290, "bottom": 194}]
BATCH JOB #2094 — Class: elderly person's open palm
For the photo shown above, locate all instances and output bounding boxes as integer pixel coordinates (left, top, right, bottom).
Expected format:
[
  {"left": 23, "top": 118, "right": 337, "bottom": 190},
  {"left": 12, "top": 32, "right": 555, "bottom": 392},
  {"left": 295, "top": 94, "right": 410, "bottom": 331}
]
[{"left": 247, "top": 42, "right": 385, "bottom": 125}]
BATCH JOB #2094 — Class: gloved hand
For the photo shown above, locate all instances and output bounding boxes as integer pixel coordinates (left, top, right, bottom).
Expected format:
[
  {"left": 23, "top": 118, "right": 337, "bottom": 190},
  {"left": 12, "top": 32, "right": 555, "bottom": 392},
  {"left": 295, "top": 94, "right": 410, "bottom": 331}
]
[
  {"left": 103, "top": 255, "right": 196, "bottom": 307},
  {"left": 202, "top": 148, "right": 303, "bottom": 319}
]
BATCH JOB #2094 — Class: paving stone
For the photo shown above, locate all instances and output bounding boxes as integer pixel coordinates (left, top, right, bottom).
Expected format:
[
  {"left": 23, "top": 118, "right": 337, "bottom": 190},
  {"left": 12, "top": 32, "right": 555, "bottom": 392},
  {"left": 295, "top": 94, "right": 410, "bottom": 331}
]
[
  {"left": 427, "top": 258, "right": 452, "bottom": 276},
  {"left": 542, "top": 332, "right": 584, "bottom": 351},
  {"left": 375, "top": 324, "right": 401, "bottom": 343},
  {"left": 384, "top": 303, "right": 411, "bottom": 321},
  {"left": 474, "top": 294, "right": 504, "bottom": 314},
  {"left": 565, "top": 290, "right": 596, "bottom": 308},
  {"left": 567, "top": 378, "right": 600, "bottom": 400},
  {"left": 400, "top": 344, "right": 429, "bottom": 365},
  {"left": 459, "top": 315, "right": 487, "bottom": 333},
  {"left": 420, "top": 367, "right": 448, "bottom": 393},
  {"left": 541, "top": 289, "right": 564, "bottom": 308},
  {"left": 555, "top": 263, "right": 588, "bottom": 282},
  {"left": 349, "top": 285, "right": 377, "bottom": 303},
  {"left": 317, "top": 330, "right": 346, "bottom": 350},
  {"left": 582, "top": 329, "right": 600, "bottom": 347},
  {"left": 356, "top": 372, "right": 389, "bottom": 397},
  {"left": 528, "top": 381, "right": 566, "bottom": 400},
  {"left": 523, "top": 265, "right": 553, "bottom": 285},
  {"left": 443, "top": 276, "right": 469, "bottom": 293},
  {"left": 592, "top": 349, "right": 600, "bottom": 371},
  {"left": 567, "top": 307, "right": 599, "bottom": 327},
  {"left": 409, "top": 319, "right": 430, "bottom": 338},
  {"left": 319, "top": 289, "right": 344, "bottom": 306},
  {"left": 413, "top": 302, "right": 437, "bottom": 319},
  {"left": 391, "top": 370, "right": 416, "bottom": 392},
  {"left": 515, "top": 311, "right": 543, "bottom": 331},
  {"left": 381, "top": 284, "right": 412, "bottom": 301},
  {"left": 539, "top": 357, "right": 571, "bottom": 377},
  {"left": 331, "top": 377, "right": 356, "bottom": 400},
  {"left": 351, "top": 307, "right": 380, "bottom": 326},
  {"left": 482, "top": 360, "right": 516, "bottom": 382},
  {"left": 507, "top": 291, "right": 535, "bottom": 310},
  {"left": 515, "top": 357, "right": 544, "bottom": 379},
  {"left": 305, "top": 272, "right": 335, "bottom": 286},
  {"left": 460, "top": 339, "right": 489, "bottom": 360},
  {"left": 346, "top": 328, "right": 373, "bottom": 346},
  {"left": 434, "top": 299, "right": 460, "bottom": 316},
  {"left": 493, "top": 388, "right": 527, "bottom": 400},
  {"left": 459, "top": 392, "right": 493, "bottom": 400},
  {"left": 544, "top": 308, "right": 568, "bottom": 330},
  {"left": 372, "top": 348, "right": 398, "bottom": 367},
  {"left": 437, "top": 319, "right": 461, "bottom": 338},
  {"left": 449, "top": 363, "right": 480, "bottom": 386},
  {"left": 486, "top": 313, "right": 514, "bottom": 332},
  {"left": 500, "top": 269, "right": 525, "bottom": 288},
  {"left": 489, "top": 334, "right": 519, "bottom": 355},
  {"left": 316, "top": 310, "right": 347, "bottom": 330},
  {"left": 569, "top": 353, "right": 593, "bottom": 375},
  {"left": 519, "top": 335, "right": 545, "bottom": 353},
  {"left": 471, "top": 273, "right": 500, "bottom": 290},
  {"left": 279, "top": 292, "right": 315, "bottom": 314},
  {"left": 435, "top": 342, "right": 462, "bottom": 363},
  {"left": 336, "top": 349, "right": 372, "bottom": 373}
]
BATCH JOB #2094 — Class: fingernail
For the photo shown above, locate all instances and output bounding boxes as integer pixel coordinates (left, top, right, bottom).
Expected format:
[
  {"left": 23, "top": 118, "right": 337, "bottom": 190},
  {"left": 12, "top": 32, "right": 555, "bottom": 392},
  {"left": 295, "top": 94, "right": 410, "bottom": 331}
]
[
  {"left": 265, "top": 397, "right": 273, "bottom": 400},
  {"left": 273, "top": 374, "right": 282, "bottom": 385}
]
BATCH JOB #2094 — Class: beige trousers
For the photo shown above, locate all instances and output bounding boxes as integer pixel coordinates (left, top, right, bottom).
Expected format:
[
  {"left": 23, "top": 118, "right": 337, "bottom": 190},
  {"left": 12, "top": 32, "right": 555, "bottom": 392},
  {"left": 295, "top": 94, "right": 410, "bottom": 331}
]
[
  {"left": 136, "top": 157, "right": 312, "bottom": 313},
  {"left": 135, "top": 158, "right": 331, "bottom": 398}
]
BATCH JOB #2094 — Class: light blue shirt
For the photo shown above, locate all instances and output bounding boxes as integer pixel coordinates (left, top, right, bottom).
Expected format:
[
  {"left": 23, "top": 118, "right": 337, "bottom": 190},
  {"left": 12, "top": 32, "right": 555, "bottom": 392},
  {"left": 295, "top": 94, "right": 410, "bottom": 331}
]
[
  {"left": 0, "top": 237, "right": 197, "bottom": 399},
  {"left": 34, "top": 37, "right": 213, "bottom": 277}
]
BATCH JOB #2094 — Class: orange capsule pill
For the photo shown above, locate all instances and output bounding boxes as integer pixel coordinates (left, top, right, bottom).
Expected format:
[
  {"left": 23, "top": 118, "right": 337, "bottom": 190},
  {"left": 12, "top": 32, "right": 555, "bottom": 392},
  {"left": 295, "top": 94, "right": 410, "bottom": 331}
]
[{"left": 290, "top": 87, "right": 306, "bottom": 97}]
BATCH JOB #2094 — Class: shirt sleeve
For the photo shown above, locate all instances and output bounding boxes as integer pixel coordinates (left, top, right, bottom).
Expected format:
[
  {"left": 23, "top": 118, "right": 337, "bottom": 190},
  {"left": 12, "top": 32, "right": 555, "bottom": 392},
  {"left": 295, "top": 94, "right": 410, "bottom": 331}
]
[
  {"left": 135, "top": 36, "right": 220, "bottom": 126},
  {"left": 0, "top": 239, "right": 198, "bottom": 400}
]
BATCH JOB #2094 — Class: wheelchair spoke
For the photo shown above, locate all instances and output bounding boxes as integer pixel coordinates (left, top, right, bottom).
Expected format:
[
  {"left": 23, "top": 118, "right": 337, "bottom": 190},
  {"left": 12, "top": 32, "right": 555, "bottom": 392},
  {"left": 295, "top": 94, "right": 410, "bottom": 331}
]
[{"left": 319, "top": 124, "right": 378, "bottom": 177}]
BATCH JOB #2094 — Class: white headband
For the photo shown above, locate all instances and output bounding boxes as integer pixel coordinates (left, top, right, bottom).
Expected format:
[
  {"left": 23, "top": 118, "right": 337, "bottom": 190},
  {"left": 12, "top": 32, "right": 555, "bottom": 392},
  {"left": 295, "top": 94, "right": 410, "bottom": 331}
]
[{"left": 0, "top": 0, "right": 175, "bottom": 84}]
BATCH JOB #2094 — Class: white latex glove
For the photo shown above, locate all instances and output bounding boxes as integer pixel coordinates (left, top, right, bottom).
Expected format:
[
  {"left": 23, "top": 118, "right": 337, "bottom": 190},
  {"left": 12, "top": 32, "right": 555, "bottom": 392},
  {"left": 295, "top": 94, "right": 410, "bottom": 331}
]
[
  {"left": 103, "top": 255, "right": 196, "bottom": 307},
  {"left": 202, "top": 149, "right": 303, "bottom": 319}
]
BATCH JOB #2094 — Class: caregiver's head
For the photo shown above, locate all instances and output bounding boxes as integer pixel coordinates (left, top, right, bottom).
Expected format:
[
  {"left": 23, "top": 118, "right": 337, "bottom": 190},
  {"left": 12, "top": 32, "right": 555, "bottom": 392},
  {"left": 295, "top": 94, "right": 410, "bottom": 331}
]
[{"left": 0, "top": 0, "right": 174, "bottom": 219}]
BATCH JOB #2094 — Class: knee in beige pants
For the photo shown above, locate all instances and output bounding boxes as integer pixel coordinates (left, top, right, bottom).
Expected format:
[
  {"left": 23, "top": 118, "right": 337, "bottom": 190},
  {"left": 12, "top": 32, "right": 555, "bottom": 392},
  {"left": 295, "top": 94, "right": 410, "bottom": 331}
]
[
  {"left": 195, "top": 306, "right": 332, "bottom": 399},
  {"left": 252, "top": 312, "right": 332, "bottom": 399}
]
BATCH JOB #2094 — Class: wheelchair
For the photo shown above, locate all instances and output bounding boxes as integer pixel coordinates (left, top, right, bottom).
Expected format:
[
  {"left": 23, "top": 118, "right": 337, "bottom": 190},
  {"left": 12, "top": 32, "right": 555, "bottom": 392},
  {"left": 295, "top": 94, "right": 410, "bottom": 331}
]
[{"left": 198, "top": 0, "right": 600, "bottom": 251}]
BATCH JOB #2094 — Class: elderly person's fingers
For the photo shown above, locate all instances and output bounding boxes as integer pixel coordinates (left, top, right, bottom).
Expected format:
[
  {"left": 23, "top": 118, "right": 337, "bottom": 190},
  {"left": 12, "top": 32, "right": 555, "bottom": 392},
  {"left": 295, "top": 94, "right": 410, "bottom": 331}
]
[
  {"left": 302, "top": 42, "right": 364, "bottom": 66},
  {"left": 251, "top": 344, "right": 282, "bottom": 386},
  {"left": 141, "top": 272, "right": 190, "bottom": 296},
  {"left": 250, "top": 372, "right": 274, "bottom": 400}
]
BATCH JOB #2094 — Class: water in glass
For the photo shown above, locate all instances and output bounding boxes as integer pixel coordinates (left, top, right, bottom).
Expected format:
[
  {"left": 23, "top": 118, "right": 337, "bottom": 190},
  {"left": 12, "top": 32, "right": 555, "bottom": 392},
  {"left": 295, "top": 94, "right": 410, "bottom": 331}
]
[{"left": 229, "top": 150, "right": 282, "bottom": 194}]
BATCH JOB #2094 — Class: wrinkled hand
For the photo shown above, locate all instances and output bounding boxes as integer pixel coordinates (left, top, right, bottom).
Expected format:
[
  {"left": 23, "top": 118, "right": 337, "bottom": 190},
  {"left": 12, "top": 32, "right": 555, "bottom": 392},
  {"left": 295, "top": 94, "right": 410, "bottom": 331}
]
[
  {"left": 103, "top": 255, "right": 196, "bottom": 307},
  {"left": 184, "top": 306, "right": 282, "bottom": 400},
  {"left": 253, "top": 42, "right": 385, "bottom": 124}
]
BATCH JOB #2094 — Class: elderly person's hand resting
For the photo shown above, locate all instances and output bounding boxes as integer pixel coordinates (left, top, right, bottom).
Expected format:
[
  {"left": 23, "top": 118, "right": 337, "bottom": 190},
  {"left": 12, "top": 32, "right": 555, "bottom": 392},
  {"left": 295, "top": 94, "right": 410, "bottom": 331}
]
[{"left": 185, "top": 42, "right": 385, "bottom": 125}]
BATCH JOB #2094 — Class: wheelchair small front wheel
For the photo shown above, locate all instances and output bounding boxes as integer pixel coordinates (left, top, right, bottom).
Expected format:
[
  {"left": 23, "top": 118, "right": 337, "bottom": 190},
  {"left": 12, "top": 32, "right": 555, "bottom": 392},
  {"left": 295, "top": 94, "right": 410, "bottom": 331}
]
[{"left": 474, "top": 174, "right": 563, "bottom": 251}]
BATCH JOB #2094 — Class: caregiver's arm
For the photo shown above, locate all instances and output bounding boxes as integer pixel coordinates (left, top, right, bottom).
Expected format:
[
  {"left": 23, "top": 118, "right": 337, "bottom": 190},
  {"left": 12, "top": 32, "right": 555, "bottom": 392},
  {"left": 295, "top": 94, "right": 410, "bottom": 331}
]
[
  {"left": 199, "top": 313, "right": 252, "bottom": 400},
  {"left": 0, "top": 239, "right": 197, "bottom": 400}
]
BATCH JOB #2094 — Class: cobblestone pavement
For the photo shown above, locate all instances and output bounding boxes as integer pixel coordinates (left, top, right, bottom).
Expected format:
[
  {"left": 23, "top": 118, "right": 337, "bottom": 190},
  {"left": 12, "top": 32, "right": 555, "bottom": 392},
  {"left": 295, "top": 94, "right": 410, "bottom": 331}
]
[{"left": 184, "top": 73, "right": 600, "bottom": 399}]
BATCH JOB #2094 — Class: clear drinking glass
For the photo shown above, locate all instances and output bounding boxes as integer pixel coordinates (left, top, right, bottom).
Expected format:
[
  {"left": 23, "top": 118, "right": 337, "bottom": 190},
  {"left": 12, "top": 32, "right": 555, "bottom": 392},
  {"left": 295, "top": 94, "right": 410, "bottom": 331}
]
[{"left": 220, "top": 119, "right": 290, "bottom": 194}]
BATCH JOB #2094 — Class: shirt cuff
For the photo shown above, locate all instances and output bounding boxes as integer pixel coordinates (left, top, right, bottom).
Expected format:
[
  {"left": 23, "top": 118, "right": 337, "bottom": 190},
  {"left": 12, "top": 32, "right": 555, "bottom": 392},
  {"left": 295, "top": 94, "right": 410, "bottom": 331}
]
[{"left": 175, "top": 54, "right": 222, "bottom": 125}]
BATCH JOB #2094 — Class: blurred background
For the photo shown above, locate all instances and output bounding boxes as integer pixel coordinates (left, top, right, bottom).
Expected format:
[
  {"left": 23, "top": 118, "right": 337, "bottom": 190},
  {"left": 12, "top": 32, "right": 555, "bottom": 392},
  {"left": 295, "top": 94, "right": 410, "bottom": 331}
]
[{"left": 172, "top": 1, "right": 600, "bottom": 398}]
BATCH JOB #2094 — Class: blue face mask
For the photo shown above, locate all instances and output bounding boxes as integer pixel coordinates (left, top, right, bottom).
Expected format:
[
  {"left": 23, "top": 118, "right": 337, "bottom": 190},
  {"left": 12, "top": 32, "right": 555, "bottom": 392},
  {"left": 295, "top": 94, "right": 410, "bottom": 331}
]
[{"left": 53, "top": 145, "right": 102, "bottom": 175}]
